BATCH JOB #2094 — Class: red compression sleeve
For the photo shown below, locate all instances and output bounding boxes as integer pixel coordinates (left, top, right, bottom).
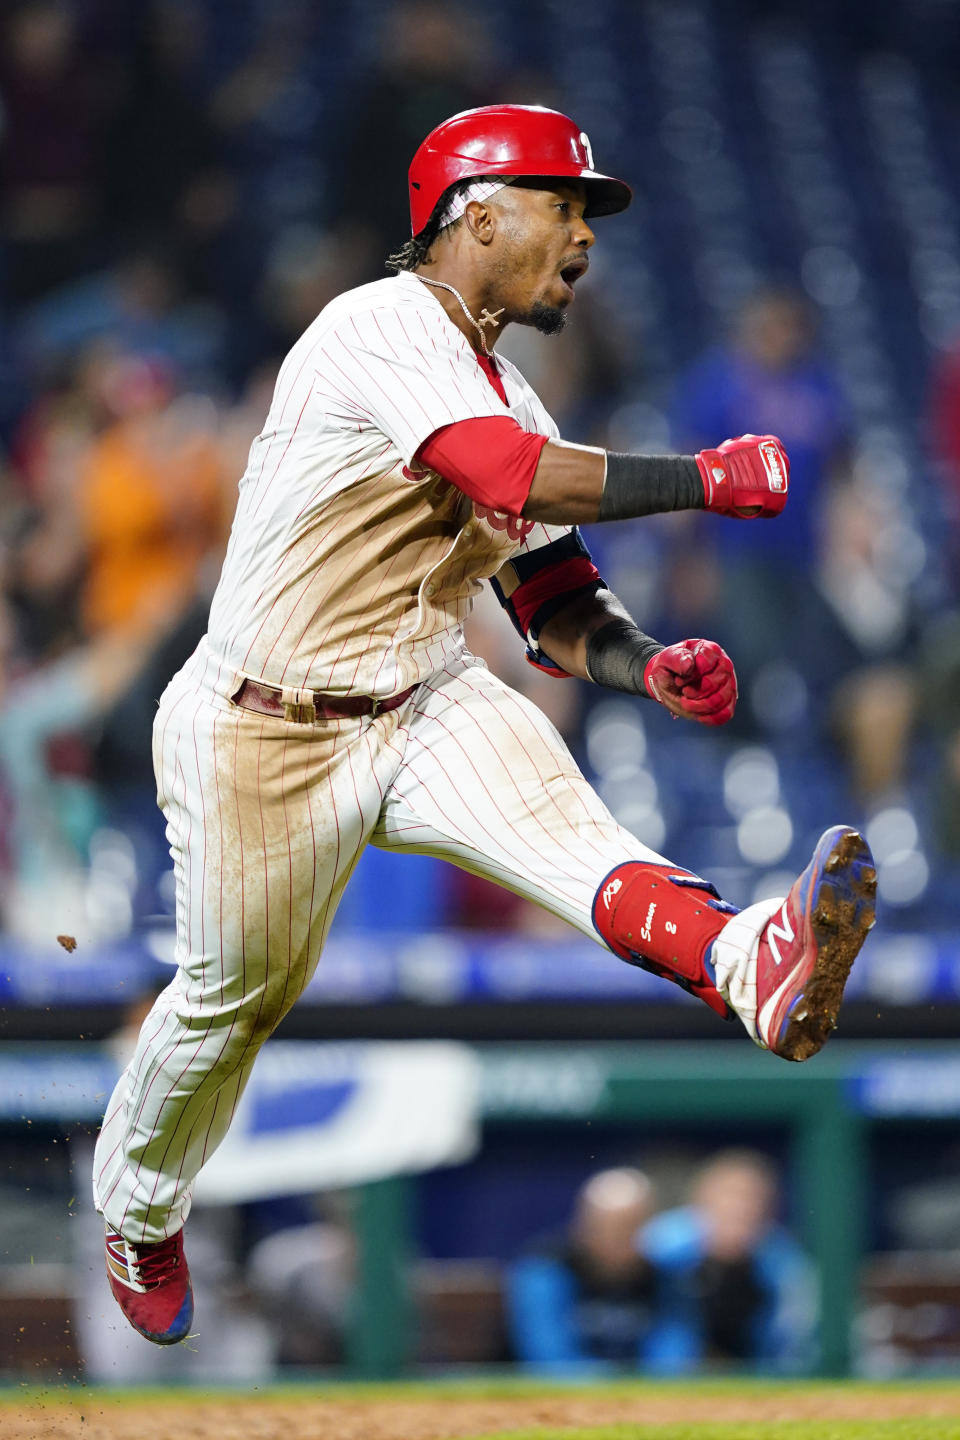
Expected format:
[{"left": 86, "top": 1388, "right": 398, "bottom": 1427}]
[{"left": 417, "top": 417, "right": 548, "bottom": 516}]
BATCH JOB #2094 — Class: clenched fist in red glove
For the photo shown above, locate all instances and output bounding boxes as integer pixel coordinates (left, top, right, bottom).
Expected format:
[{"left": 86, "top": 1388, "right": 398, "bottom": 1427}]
[
  {"left": 695, "top": 434, "right": 789, "bottom": 518},
  {"left": 643, "top": 639, "right": 738, "bottom": 726}
]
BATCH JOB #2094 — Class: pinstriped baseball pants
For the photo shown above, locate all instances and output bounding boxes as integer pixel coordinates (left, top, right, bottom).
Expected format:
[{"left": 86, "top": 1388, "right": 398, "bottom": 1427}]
[{"left": 93, "top": 641, "right": 770, "bottom": 1243}]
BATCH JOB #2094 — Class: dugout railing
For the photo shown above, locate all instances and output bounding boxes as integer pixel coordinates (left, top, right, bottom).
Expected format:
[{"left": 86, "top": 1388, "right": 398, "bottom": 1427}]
[
  {"left": 354, "top": 1041, "right": 959, "bottom": 1380},
  {"left": 1, "top": 1039, "right": 957, "bottom": 1379}
]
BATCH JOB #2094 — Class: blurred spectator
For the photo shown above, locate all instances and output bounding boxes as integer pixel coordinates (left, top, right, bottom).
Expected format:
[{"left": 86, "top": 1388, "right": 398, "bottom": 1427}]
[
  {"left": 919, "top": 332, "right": 960, "bottom": 857},
  {"left": 0, "top": 346, "right": 233, "bottom": 936},
  {"left": 816, "top": 472, "right": 918, "bottom": 808},
  {"left": 667, "top": 289, "right": 846, "bottom": 708},
  {"left": 73, "top": 351, "right": 228, "bottom": 635},
  {"left": 4, "top": 356, "right": 98, "bottom": 659},
  {"left": 928, "top": 333, "right": 960, "bottom": 587},
  {"left": 672, "top": 289, "right": 849, "bottom": 578},
  {"left": 920, "top": 608, "right": 960, "bottom": 857},
  {"left": 90, "top": 356, "right": 276, "bottom": 802},
  {"left": 20, "top": 245, "right": 229, "bottom": 389},
  {"left": 10, "top": 344, "right": 229, "bottom": 644},
  {"left": 639, "top": 1149, "right": 816, "bottom": 1374},
  {"left": 669, "top": 288, "right": 916, "bottom": 805},
  {"left": 506, "top": 1167, "right": 656, "bottom": 1372},
  {"left": 0, "top": 2, "right": 110, "bottom": 300},
  {"left": 332, "top": 1, "right": 494, "bottom": 271},
  {"left": 255, "top": 225, "right": 368, "bottom": 357},
  {"left": 101, "top": 1, "right": 236, "bottom": 294},
  {"left": 245, "top": 1197, "right": 355, "bottom": 1368}
]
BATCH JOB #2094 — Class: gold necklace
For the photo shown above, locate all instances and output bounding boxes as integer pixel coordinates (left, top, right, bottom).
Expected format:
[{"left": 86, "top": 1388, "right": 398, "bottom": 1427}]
[{"left": 414, "top": 274, "right": 504, "bottom": 357}]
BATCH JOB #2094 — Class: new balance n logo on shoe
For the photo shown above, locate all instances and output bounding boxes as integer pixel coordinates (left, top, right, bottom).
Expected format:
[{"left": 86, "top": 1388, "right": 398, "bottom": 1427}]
[{"left": 766, "top": 902, "right": 795, "bottom": 966}]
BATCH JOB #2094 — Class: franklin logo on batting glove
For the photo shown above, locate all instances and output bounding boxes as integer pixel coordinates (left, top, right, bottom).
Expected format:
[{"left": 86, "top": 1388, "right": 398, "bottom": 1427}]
[
  {"left": 695, "top": 433, "right": 790, "bottom": 518},
  {"left": 759, "top": 440, "right": 787, "bottom": 491}
]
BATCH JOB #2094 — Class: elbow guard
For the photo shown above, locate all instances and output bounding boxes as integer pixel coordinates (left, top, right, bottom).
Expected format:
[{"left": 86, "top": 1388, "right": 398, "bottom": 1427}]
[{"left": 491, "top": 530, "right": 602, "bottom": 676}]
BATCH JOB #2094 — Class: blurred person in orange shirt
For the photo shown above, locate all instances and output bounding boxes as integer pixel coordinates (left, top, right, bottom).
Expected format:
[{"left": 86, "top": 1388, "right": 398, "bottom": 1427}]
[
  {"left": 0, "top": 346, "right": 232, "bottom": 938},
  {"left": 75, "top": 349, "right": 230, "bottom": 639},
  {"left": 9, "top": 342, "right": 231, "bottom": 655}
]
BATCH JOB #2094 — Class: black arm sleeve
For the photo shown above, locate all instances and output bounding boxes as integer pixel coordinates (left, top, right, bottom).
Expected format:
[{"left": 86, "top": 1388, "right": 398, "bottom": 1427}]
[
  {"left": 585, "top": 617, "right": 665, "bottom": 697},
  {"left": 598, "top": 452, "right": 704, "bottom": 522}
]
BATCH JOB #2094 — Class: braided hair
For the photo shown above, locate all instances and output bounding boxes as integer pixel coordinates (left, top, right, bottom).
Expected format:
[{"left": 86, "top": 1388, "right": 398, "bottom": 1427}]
[{"left": 385, "top": 178, "right": 477, "bottom": 273}]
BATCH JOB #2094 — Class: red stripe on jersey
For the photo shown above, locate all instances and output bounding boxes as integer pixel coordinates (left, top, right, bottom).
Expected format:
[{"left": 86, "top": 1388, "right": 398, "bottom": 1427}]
[
  {"left": 476, "top": 353, "right": 508, "bottom": 405},
  {"left": 510, "top": 554, "right": 602, "bottom": 636},
  {"left": 417, "top": 416, "right": 547, "bottom": 516}
]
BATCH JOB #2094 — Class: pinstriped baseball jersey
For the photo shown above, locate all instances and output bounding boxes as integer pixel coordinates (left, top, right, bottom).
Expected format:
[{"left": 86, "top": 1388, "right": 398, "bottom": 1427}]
[
  {"left": 206, "top": 271, "right": 572, "bottom": 698},
  {"left": 96, "top": 267, "right": 788, "bottom": 1256}
]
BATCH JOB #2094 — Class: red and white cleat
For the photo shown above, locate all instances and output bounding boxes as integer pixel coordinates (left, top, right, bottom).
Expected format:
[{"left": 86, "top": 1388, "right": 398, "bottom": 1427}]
[
  {"left": 755, "top": 825, "right": 877, "bottom": 1061},
  {"left": 712, "top": 825, "right": 877, "bottom": 1061},
  {"left": 104, "top": 1226, "right": 194, "bottom": 1345}
]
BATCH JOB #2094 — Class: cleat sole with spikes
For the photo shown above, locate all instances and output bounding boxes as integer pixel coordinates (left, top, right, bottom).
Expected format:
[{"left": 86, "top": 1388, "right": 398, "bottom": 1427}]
[{"left": 775, "top": 828, "right": 877, "bottom": 1062}]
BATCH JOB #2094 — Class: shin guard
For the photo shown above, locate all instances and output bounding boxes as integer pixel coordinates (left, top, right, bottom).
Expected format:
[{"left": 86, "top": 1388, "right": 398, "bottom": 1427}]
[{"left": 592, "top": 862, "right": 738, "bottom": 1019}]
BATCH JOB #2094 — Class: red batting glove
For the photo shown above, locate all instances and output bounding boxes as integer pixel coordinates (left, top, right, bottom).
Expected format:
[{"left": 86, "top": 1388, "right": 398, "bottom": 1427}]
[
  {"left": 643, "top": 639, "right": 738, "bottom": 726},
  {"left": 694, "top": 433, "right": 790, "bottom": 518}
]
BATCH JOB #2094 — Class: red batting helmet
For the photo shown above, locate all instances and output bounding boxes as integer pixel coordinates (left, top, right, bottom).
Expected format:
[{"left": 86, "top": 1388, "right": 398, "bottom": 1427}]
[{"left": 407, "top": 104, "right": 632, "bottom": 236}]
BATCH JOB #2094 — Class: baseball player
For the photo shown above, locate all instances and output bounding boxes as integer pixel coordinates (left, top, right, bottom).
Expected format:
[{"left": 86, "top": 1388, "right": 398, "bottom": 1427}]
[{"left": 94, "top": 105, "right": 877, "bottom": 1345}]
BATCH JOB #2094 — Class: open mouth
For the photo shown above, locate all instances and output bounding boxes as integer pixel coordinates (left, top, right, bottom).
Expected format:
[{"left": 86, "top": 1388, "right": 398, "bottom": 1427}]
[{"left": 559, "top": 257, "right": 589, "bottom": 294}]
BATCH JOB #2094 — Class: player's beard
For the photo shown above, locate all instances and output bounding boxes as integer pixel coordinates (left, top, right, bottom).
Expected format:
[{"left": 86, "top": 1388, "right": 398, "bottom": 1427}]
[
  {"left": 526, "top": 300, "right": 567, "bottom": 335},
  {"left": 493, "top": 225, "right": 568, "bottom": 335}
]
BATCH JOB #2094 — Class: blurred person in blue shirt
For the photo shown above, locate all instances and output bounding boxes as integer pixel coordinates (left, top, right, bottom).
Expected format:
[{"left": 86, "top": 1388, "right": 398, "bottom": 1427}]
[
  {"left": 507, "top": 1167, "right": 656, "bottom": 1373},
  {"left": 668, "top": 289, "right": 916, "bottom": 804},
  {"left": 639, "top": 1149, "right": 817, "bottom": 1374},
  {"left": 672, "top": 289, "right": 849, "bottom": 574},
  {"left": 670, "top": 289, "right": 850, "bottom": 698}
]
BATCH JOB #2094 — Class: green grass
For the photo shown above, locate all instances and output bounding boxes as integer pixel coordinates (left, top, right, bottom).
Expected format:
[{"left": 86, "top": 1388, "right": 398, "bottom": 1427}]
[
  {"left": 4, "top": 1376, "right": 959, "bottom": 1399},
  {"left": 5, "top": 1378, "right": 960, "bottom": 1440}
]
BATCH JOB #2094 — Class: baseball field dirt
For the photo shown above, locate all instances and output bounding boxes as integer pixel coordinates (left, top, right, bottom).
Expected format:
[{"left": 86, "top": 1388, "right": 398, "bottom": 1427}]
[{"left": 6, "top": 1380, "right": 960, "bottom": 1440}]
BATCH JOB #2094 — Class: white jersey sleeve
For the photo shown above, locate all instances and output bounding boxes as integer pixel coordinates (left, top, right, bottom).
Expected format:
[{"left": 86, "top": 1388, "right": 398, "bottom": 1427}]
[{"left": 319, "top": 296, "right": 512, "bottom": 464}]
